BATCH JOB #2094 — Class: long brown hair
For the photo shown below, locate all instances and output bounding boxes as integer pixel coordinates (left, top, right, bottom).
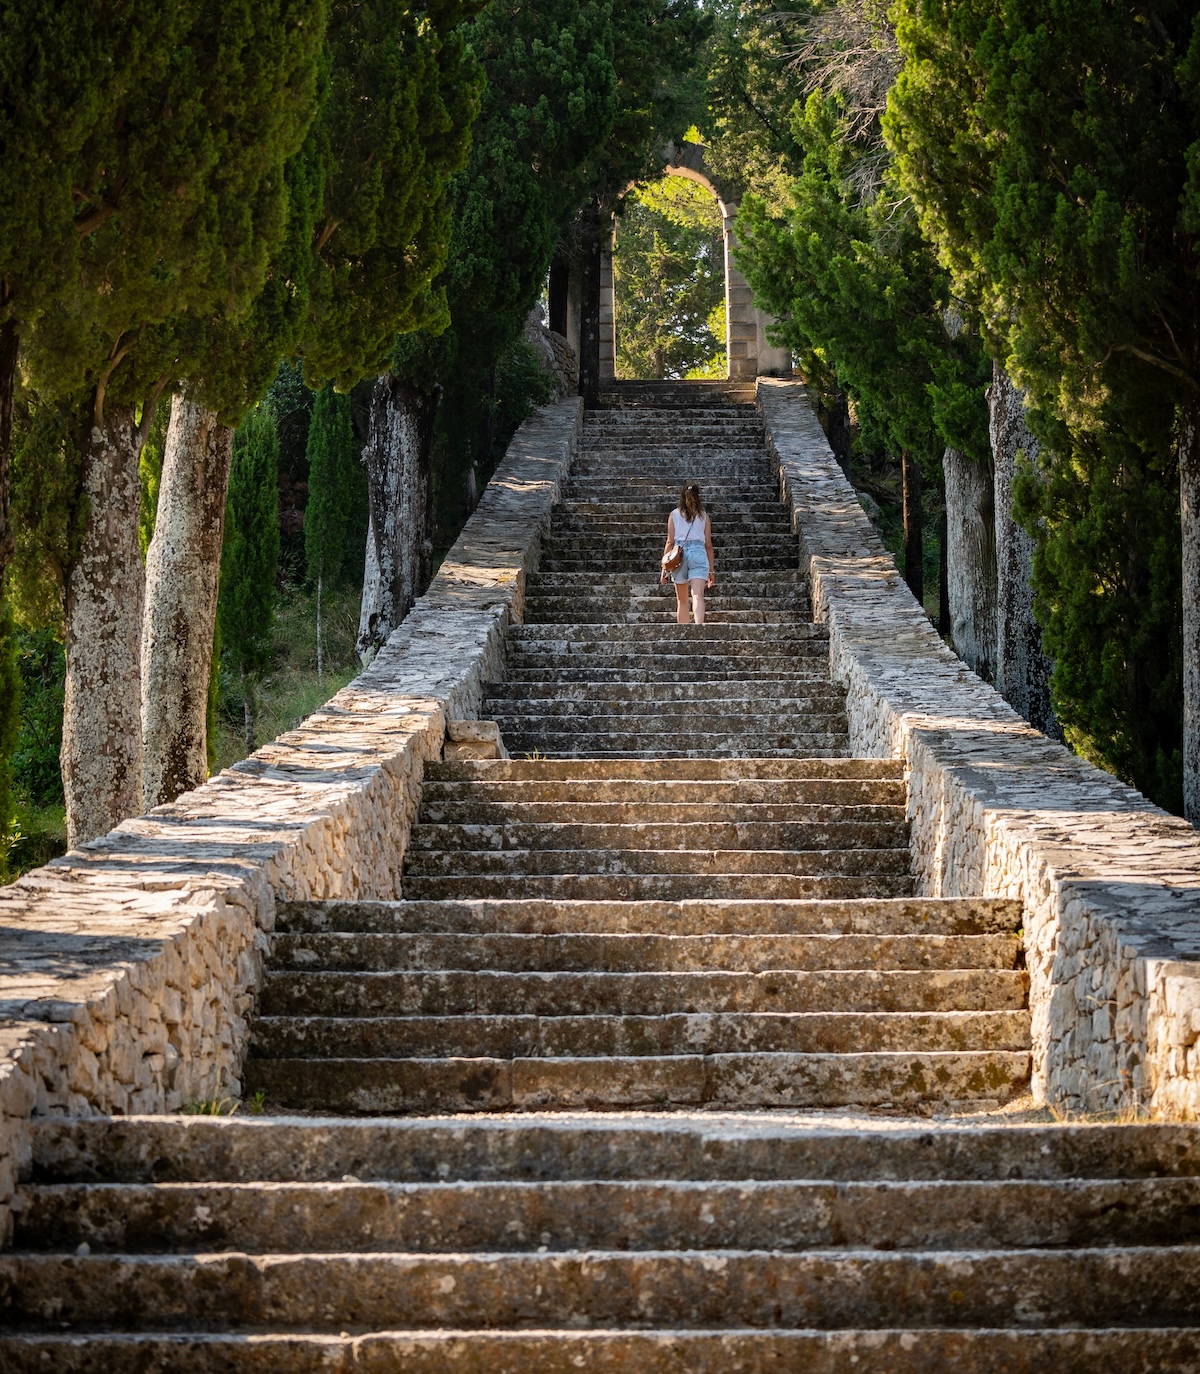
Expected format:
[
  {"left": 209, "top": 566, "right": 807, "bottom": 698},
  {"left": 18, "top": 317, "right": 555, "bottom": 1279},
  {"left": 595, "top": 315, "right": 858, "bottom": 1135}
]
[{"left": 678, "top": 482, "right": 704, "bottom": 521}]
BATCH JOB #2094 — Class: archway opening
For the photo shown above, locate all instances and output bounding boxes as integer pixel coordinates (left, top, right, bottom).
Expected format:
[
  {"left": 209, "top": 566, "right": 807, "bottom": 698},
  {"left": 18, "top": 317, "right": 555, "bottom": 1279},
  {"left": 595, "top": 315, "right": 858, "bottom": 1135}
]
[{"left": 612, "top": 174, "right": 727, "bottom": 380}]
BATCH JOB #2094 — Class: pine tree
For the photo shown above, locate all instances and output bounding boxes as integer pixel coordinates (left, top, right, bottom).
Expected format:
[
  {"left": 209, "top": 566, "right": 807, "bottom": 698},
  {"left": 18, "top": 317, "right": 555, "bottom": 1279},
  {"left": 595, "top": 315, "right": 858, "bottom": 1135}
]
[
  {"left": 304, "top": 387, "right": 356, "bottom": 683},
  {"left": 220, "top": 408, "right": 281, "bottom": 754}
]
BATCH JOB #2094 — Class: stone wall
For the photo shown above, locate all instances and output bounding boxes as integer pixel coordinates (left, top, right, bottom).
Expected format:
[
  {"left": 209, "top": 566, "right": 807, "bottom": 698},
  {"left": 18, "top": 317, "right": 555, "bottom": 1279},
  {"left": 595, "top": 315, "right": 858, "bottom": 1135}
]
[
  {"left": 759, "top": 378, "right": 1200, "bottom": 1119},
  {"left": 0, "top": 397, "right": 583, "bottom": 1245}
]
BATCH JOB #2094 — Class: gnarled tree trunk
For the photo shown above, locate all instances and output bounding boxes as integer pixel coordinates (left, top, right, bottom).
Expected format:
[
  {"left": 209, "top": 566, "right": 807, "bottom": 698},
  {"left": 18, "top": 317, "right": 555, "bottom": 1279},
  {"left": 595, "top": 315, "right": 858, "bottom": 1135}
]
[
  {"left": 989, "top": 362, "right": 1059, "bottom": 737},
  {"left": 62, "top": 400, "right": 148, "bottom": 847},
  {"left": 141, "top": 395, "right": 234, "bottom": 809},
  {"left": 942, "top": 445, "right": 997, "bottom": 680},
  {"left": 356, "top": 375, "right": 438, "bottom": 662}
]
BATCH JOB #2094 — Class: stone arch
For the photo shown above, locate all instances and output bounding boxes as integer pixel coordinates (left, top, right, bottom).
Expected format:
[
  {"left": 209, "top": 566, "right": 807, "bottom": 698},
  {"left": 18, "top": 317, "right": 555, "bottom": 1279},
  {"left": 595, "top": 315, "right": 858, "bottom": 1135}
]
[{"left": 601, "top": 140, "right": 792, "bottom": 382}]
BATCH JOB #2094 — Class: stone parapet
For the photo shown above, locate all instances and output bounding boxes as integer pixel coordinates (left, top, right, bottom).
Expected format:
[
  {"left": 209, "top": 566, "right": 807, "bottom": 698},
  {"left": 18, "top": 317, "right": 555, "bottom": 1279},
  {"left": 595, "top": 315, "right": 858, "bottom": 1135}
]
[
  {"left": 759, "top": 378, "right": 1200, "bottom": 1119},
  {"left": 0, "top": 396, "right": 583, "bottom": 1244}
]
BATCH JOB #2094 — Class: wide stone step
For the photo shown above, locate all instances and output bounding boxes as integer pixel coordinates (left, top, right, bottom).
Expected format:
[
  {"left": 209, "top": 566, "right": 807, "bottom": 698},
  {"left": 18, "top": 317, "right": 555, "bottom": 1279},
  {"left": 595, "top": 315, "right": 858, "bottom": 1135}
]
[
  {"left": 503, "top": 669, "right": 837, "bottom": 685},
  {"left": 427, "top": 758, "right": 902, "bottom": 782},
  {"left": 483, "top": 695, "right": 844, "bottom": 718},
  {"left": 401, "top": 846, "right": 907, "bottom": 880},
  {"left": 521, "top": 610, "right": 807, "bottom": 625},
  {"left": 243, "top": 1049, "right": 1031, "bottom": 1113},
  {"left": 30, "top": 1166, "right": 1193, "bottom": 1256},
  {"left": 401, "top": 873, "right": 914, "bottom": 900},
  {"left": 10, "top": 1242, "right": 1197, "bottom": 1331},
  {"left": 268, "top": 931, "right": 1017, "bottom": 975},
  {"left": 497, "top": 735, "right": 851, "bottom": 757},
  {"left": 258, "top": 967, "right": 1018, "bottom": 1018},
  {"left": 251, "top": 1009, "right": 1032, "bottom": 1060},
  {"left": 6, "top": 1329, "right": 1199, "bottom": 1373},
  {"left": 275, "top": 896, "right": 1019, "bottom": 937},
  {"left": 535, "top": 557, "right": 798, "bottom": 572},
  {"left": 405, "top": 821, "right": 899, "bottom": 855},
  {"left": 416, "top": 801, "right": 897, "bottom": 825},
  {"left": 510, "top": 623, "right": 823, "bottom": 644},
  {"left": 524, "top": 573, "right": 804, "bottom": 592},
  {"left": 480, "top": 684, "right": 847, "bottom": 708},
  {"left": 490, "top": 715, "right": 849, "bottom": 740}
]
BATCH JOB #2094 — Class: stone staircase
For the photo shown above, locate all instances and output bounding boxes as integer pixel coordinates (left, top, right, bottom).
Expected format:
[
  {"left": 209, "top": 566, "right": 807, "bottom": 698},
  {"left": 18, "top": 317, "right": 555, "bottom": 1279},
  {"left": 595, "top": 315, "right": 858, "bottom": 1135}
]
[{"left": 4, "top": 380, "right": 1199, "bottom": 1367}]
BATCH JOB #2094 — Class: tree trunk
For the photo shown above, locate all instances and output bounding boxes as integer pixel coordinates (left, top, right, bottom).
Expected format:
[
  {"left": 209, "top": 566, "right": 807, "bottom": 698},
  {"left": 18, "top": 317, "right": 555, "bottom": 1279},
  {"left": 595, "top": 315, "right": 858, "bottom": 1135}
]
[
  {"left": 356, "top": 375, "right": 439, "bottom": 662},
  {"left": 901, "top": 451, "right": 924, "bottom": 608},
  {"left": 242, "top": 672, "right": 256, "bottom": 755},
  {"left": 62, "top": 400, "right": 148, "bottom": 847},
  {"left": 821, "top": 391, "right": 853, "bottom": 481},
  {"left": 1181, "top": 399, "right": 1200, "bottom": 822},
  {"left": 942, "top": 445, "right": 997, "bottom": 680},
  {"left": 989, "top": 362, "right": 1059, "bottom": 737},
  {"left": 140, "top": 396, "right": 234, "bottom": 810},
  {"left": 315, "top": 570, "right": 324, "bottom": 686},
  {"left": 0, "top": 316, "right": 18, "bottom": 581},
  {"left": 579, "top": 201, "right": 602, "bottom": 408}
]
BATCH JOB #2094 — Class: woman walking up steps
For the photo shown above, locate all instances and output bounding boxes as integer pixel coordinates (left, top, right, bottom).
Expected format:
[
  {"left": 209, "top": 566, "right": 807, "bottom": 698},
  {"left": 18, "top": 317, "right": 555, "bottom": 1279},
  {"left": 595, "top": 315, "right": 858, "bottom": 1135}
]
[{"left": 662, "top": 480, "right": 715, "bottom": 624}]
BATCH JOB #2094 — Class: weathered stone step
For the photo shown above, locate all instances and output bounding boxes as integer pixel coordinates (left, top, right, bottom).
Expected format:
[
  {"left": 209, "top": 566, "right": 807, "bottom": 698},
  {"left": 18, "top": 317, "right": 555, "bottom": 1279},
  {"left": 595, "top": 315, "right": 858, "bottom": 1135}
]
[
  {"left": 483, "top": 694, "right": 843, "bottom": 717},
  {"left": 497, "top": 735, "right": 851, "bottom": 758},
  {"left": 524, "top": 573, "right": 804, "bottom": 591},
  {"left": 480, "top": 684, "right": 847, "bottom": 709},
  {"left": 276, "top": 896, "right": 1017, "bottom": 937},
  {"left": 489, "top": 715, "right": 849, "bottom": 740},
  {"left": 503, "top": 669, "right": 836, "bottom": 685},
  {"left": 402, "top": 845, "right": 908, "bottom": 880},
  {"left": 416, "top": 801, "right": 898, "bottom": 825},
  {"left": 420, "top": 784, "right": 898, "bottom": 811},
  {"left": 400, "top": 873, "right": 915, "bottom": 900},
  {"left": 405, "top": 821, "right": 899, "bottom": 855},
  {"left": 510, "top": 623, "right": 823, "bottom": 643},
  {"left": 251, "top": 1009, "right": 1032, "bottom": 1060},
  {"left": 243, "top": 1048, "right": 1030, "bottom": 1113},
  {"left": 258, "top": 967, "right": 1018, "bottom": 1018},
  {"left": 535, "top": 557, "right": 797, "bottom": 573},
  {"left": 31, "top": 1167, "right": 1192, "bottom": 1256},
  {"left": 520, "top": 610, "right": 806, "bottom": 625},
  {"left": 7, "top": 1328, "right": 1199, "bottom": 1373},
  {"left": 426, "top": 758, "right": 902, "bottom": 781},
  {"left": 32, "top": 1115, "right": 1200, "bottom": 1186},
  {"left": 268, "top": 931, "right": 1017, "bottom": 975},
  {"left": 10, "top": 1242, "right": 1196, "bottom": 1332}
]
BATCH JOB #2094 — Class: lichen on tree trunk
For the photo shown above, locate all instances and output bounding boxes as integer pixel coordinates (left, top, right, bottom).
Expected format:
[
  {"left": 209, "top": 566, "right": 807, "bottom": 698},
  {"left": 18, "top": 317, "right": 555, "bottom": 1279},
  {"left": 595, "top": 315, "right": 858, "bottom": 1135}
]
[
  {"left": 141, "top": 395, "right": 234, "bottom": 809},
  {"left": 62, "top": 400, "right": 148, "bottom": 847},
  {"left": 356, "top": 375, "right": 438, "bottom": 662},
  {"left": 942, "top": 445, "right": 997, "bottom": 681},
  {"left": 989, "top": 362, "right": 1059, "bottom": 737}
]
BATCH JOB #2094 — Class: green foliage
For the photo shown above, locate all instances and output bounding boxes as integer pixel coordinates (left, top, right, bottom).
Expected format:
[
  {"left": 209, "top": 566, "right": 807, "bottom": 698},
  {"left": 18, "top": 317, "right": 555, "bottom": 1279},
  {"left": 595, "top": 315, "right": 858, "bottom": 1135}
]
[
  {"left": 886, "top": 0, "right": 1200, "bottom": 806},
  {"left": 736, "top": 90, "right": 990, "bottom": 473},
  {"left": 304, "top": 387, "right": 356, "bottom": 585},
  {"left": 1014, "top": 419, "right": 1183, "bottom": 811},
  {"left": 10, "top": 626, "right": 62, "bottom": 810},
  {"left": 615, "top": 178, "right": 726, "bottom": 380},
  {"left": 220, "top": 408, "right": 281, "bottom": 682},
  {"left": 8, "top": 393, "right": 84, "bottom": 632},
  {"left": 0, "top": 602, "right": 22, "bottom": 868},
  {"left": 137, "top": 401, "right": 170, "bottom": 561}
]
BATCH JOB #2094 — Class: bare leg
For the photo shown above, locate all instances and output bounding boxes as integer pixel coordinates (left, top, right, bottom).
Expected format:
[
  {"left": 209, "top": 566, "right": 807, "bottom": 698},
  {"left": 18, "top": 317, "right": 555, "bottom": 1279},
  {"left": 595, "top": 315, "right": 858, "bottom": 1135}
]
[
  {"left": 690, "top": 578, "right": 706, "bottom": 624},
  {"left": 674, "top": 583, "right": 689, "bottom": 625}
]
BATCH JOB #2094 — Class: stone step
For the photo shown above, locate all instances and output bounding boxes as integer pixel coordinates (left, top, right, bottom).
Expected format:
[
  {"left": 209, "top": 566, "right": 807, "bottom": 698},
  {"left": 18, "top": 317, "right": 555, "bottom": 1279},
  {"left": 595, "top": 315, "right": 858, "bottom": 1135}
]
[
  {"left": 502, "top": 669, "right": 837, "bottom": 685},
  {"left": 405, "top": 821, "right": 899, "bottom": 855},
  {"left": 497, "top": 735, "right": 851, "bottom": 757},
  {"left": 482, "top": 695, "right": 844, "bottom": 718},
  {"left": 425, "top": 758, "right": 903, "bottom": 782},
  {"left": 402, "top": 846, "right": 907, "bottom": 880},
  {"left": 251, "top": 1009, "right": 1032, "bottom": 1060},
  {"left": 420, "top": 782, "right": 898, "bottom": 808},
  {"left": 268, "top": 931, "right": 1017, "bottom": 974},
  {"left": 524, "top": 573, "right": 804, "bottom": 590},
  {"left": 480, "top": 684, "right": 847, "bottom": 709},
  {"left": 520, "top": 610, "right": 807, "bottom": 625},
  {"left": 30, "top": 1115, "right": 1200, "bottom": 1186},
  {"left": 415, "top": 801, "right": 897, "bottom": 825},
  {"left": 244, "top": 1049, "right": 1031, "bottom": 1113},
  {"left": 509, "top": 623, "right": 823, "bottom": 643},
  {"left": 400, "top": 873, "right": 915, "bottom": 900},
  {"left": 12, "top": 1242, "right": 1197, "bottom": 1332},
  {"left": 258, "top": 966, "right": 1015, "bottom": 1018},
  {"left": 489, "top": 715, "right": 850, "bottom": 740},
  {"left": 35, "top": 1164, "right": 1197, "bottom": 1256},
  {"left": 535, "top": 558, "right": 797, "bottom": 572},
  {"left": 275, "top": 896, "right": 1017, "bottom": 936},
  {"left": 6, "top": 1329, "right": 1199, "bottom": 1373}
]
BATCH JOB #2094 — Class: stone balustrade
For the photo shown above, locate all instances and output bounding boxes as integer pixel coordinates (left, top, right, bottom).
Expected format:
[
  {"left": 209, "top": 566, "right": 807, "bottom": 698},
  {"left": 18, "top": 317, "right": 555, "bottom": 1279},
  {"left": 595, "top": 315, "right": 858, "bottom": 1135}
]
[
  {"left": 759, "top": 378, "right": 1200, "bottom": 1119},
  {"left": 0, "top": 397, "right": 582, "bottom": 1244}
]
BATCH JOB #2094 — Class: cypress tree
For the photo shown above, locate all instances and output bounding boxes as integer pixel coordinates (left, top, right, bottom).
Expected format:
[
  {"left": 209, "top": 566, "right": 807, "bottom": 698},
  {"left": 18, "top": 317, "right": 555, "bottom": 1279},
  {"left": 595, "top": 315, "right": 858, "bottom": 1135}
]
[
  {"left": 304, "top": 387, "right": 356, "bottom": 683},
  {"left": 220, "top": 408, "right": 281, "bottom": 754}
]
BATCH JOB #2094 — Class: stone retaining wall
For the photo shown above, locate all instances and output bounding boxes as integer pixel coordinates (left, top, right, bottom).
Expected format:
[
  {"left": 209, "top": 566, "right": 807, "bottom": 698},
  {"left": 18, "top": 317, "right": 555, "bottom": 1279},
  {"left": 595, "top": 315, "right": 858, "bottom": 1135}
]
[
  {"left": 759, "top": 378, "right": 1200, "bottom": 1119},
  {"left": 0, "top": 396, "right": 582, "bottom": 1244}
]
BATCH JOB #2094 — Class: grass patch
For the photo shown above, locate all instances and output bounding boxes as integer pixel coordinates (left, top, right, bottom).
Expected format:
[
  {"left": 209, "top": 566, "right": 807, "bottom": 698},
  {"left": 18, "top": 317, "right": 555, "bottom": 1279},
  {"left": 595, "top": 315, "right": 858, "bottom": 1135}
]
[
  {"left": 7, "top": 795, "right": 67, "bottom": 877},
  {"left": 213, "top": 578, "right": 363, "bottom": 774}
]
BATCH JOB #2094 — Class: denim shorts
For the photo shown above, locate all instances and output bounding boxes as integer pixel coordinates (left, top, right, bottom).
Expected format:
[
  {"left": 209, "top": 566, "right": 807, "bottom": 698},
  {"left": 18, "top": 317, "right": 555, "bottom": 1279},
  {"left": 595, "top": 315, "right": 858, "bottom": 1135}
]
[{"left": 672, "top": 539, "right": 710, "bottom": 584}]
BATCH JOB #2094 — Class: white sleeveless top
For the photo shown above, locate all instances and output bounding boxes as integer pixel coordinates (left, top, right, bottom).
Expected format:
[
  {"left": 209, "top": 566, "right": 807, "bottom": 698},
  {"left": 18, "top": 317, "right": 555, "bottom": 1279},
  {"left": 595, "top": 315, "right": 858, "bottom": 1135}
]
[{"left": 671, "top": 509, "right": 706, "bottom": 542}]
